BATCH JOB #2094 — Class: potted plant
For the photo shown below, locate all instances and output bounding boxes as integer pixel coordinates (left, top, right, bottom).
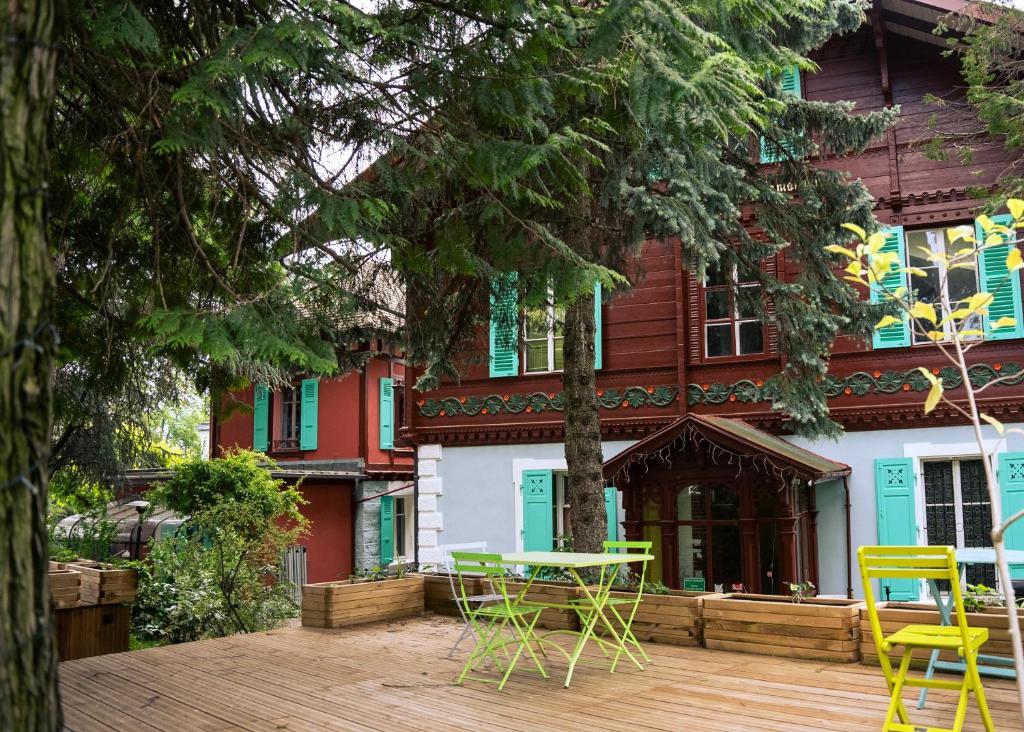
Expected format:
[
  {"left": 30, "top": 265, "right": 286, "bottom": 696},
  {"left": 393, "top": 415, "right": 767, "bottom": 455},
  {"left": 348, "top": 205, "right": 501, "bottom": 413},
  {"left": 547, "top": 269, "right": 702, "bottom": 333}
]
[
  {"left": 860, "top": 587, "right": 1024, "bottom": 668},
  {"left": 703, "top": 589, "right": 864, "bottom": 662},
  {"left": 301, "top": 563, "right": 424, "bottom": 629}
]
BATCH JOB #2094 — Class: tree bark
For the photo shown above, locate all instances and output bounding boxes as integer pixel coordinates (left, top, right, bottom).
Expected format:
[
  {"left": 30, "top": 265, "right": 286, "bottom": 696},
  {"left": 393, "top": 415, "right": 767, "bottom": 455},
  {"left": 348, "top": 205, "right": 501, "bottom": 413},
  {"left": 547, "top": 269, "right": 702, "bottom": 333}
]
[
  {"left": 562, "top": 290, "right": 606, "bottom": 554},
  {"left": 1, "top": 1, "right": 62, "bottom": 729}
]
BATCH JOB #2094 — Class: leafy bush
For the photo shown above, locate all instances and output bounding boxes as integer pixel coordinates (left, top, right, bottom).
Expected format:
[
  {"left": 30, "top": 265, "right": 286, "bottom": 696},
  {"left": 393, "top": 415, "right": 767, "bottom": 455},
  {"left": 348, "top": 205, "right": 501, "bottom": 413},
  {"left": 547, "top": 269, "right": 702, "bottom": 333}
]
[{"left": 131, "top": 451, "right": 308, "bottom": 643}]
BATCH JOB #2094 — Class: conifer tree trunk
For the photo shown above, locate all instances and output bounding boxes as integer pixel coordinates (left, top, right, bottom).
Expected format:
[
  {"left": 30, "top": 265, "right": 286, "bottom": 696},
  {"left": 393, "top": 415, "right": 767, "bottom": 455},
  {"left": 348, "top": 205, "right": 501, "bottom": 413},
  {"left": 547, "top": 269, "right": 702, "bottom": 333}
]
[
  {"left": 1, "top": 1, "right": 62, "bottom": 729},
  {"left": 562, "top": 288, "right": 606, "bottom": 555}
]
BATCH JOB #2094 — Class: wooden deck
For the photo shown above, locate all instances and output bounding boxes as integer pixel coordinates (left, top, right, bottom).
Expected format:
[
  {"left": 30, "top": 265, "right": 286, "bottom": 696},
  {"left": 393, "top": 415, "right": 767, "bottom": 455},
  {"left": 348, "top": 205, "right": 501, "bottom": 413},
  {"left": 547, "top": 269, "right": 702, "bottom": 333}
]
[{"left": 60, "top": 616, "right": 1023, "bottom": 731}]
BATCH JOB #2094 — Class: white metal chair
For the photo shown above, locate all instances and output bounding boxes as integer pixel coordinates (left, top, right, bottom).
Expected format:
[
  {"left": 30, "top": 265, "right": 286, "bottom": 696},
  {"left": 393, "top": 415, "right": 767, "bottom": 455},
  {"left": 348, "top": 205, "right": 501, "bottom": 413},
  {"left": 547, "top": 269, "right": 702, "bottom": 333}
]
[{"left": 439, "top": 542, "right": 505, "bottom": 658}]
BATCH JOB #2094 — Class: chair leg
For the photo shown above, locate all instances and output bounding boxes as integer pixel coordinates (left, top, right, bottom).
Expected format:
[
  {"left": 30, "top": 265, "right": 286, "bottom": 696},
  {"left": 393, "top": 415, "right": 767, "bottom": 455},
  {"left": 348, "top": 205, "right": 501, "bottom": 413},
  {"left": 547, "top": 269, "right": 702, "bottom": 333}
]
[
  {"left": 951, "top": 665, "right": 972, "bottom": 732},
  {"left": 877, "top": 647, "right": 911, "bottom": 725},
  {"left": 882, "top": 648, "right": 913, "bottom": 732},
  {"left": 966, "top": 653, "right": 996, "bottom": 732},
  {"left": 512, "top": 611, "right": 548, "bottom": 679},
  {"left": 447, "top": 621, "right": 474, "bottom": 659}
]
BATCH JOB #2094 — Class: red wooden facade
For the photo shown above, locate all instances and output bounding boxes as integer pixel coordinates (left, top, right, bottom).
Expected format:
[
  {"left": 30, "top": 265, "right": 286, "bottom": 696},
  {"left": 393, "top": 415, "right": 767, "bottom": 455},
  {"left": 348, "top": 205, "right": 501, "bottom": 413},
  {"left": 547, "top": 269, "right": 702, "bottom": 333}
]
[{"left": 214, "top": 345, "right": 414, "bottom": 583}]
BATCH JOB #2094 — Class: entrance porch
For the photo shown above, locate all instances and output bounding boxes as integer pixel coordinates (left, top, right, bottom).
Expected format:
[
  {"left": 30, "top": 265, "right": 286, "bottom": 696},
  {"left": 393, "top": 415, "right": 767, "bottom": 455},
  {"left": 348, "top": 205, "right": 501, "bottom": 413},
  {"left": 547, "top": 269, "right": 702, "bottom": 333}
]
[{"left": 603, "top": 414, "right": 851, "bottom": 595}]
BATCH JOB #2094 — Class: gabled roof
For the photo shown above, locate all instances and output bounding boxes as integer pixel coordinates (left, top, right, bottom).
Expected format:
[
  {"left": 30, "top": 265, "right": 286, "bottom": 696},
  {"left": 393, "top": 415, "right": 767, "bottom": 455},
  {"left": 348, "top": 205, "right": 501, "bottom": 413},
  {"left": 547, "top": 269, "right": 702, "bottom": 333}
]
[{"left": 602, "top": 413, "right": 850, "bottom": 484}]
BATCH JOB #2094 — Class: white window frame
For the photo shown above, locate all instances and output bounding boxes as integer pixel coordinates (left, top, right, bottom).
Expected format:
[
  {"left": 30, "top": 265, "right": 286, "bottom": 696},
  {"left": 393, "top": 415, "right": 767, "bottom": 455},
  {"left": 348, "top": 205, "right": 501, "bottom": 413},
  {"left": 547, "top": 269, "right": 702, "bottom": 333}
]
[
  {"left": 392, "top": 494, "right": 415, "bottom": 563},
  {"left": 703, "top": 264, "right": 764, "bottom": 358},
  {"left": 903, "top": 439, "right": 1000, "bottom": 598},
  {"left": 523, "top": 291, "right": 563, "bottom": 374},
  {"left": 554, "top": 472, "right": 570, "bottom": 548},
  {"left": 904, "top": 226, "right": 982, "bottom": 345}
]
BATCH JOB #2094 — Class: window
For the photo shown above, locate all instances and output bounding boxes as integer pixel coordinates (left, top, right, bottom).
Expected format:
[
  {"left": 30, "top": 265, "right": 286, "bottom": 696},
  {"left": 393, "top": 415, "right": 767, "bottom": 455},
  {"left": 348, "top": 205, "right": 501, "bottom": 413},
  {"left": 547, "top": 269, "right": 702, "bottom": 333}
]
[
  {"left": 922, "top": 458, "right": 994, "bottom": 589},
  {"left": 703, "top": 261, "right": 765, "bottom": 358},
  {"left": 524, "top": 297, "right": 565, "bottom": 373},
  {"left": 276, "top": 385, "right": 302, "bottom": 450},
  {"left": 394, "top": 497, "right": 407, "bottom": 559},
  {"left": 906, "top": 227, "right": 982, "bottom": 344},
  {"left": 553, "top": 473, "right": 571, "bottom": 548}
]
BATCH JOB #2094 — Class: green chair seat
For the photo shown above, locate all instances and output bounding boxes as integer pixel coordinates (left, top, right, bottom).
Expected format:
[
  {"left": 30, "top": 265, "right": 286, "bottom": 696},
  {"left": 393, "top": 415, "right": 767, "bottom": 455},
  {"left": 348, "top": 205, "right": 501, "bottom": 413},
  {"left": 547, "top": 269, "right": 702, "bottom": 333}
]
[{"left": 883, "top": 624, "right": 988, "bottom": 653}]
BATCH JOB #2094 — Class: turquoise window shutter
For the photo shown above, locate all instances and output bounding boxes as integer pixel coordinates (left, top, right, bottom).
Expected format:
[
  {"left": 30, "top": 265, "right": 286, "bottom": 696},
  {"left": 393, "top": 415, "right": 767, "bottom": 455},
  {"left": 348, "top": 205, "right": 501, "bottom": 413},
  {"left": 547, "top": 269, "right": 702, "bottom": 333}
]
[
  {"left": 253, "top": 385, "right": 269, "bottom": 452},
  {"left": 593, "top": 280, "right": 603, "bottom": 370},
  {"left": 604, "top": 486, "right": 618, "bottom": 546},
  {"left": 521, "top": 470, "right": 553, "bottom": 551},
  {"left": 998, "top": 453, "right": 1024, "bottom": 579},
  {"left": 871, "top": 226, "right": 912, "bottom": 349},
  {"left": 299, "top": 378, "right": 319, "bottom": 450},
  {"left": 489, "top": 273, "right": 519, "bottom": 377},
  {"left": 379, "top": 377, "right": 394, "bottom": 450},
  {"left": 759, "top": 64, "right": 802, "bottom": 164},
  {"left": 379, "top": 495, "right": 394, "bottom": 567},
  {"left": 874, "top": 457, "right": 920, "bottom": 601},
  {"left": 976, "top": 214, "right": 1024, "bottom": 341}
]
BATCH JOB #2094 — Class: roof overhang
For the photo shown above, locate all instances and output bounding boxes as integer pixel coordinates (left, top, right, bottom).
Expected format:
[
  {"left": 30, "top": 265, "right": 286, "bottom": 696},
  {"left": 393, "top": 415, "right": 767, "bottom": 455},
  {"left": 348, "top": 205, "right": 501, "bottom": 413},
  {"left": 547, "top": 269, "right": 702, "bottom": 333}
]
[
  {"left": 120, "top": 466, "right": 366, "bottom": 487},
  {"left": 602, "top": 414, "right": 851, "bottom": 485}
]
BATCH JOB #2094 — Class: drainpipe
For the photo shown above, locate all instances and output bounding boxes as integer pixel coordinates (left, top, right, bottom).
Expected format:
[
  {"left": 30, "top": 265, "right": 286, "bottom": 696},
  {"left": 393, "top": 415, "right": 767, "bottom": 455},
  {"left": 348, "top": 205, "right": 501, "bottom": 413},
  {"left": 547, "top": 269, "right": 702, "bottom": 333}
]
[
  {"left": 413, "top": 449, "right": 420, "bottom": 566},
  {"left": 844, "top": 475, "right": 853, "bottom": 599}
]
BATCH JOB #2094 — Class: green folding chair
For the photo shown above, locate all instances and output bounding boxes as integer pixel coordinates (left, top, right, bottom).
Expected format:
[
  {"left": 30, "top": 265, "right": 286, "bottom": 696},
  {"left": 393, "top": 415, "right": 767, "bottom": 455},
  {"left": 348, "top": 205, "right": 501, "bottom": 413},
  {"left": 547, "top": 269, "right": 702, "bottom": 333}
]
[
  {"left": 571, "top": 540, "right": 653, "bottom": 670},
  {"left": 859, "top": 545, "right": 994, "bottom": 732},
  {"left": 450, "top": 551, "right": 548, "bottom": 690}
]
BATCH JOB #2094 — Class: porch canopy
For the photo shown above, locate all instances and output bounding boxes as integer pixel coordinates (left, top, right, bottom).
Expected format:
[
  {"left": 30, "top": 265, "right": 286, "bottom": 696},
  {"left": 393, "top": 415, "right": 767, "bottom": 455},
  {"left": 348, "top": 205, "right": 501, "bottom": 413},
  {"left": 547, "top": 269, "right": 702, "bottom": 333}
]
[
  {"left": 602, "top": 414, "right": 851, "bottom": 594},
  {"left": 603, "top": 413, "right": 850, "bottom": 485}
]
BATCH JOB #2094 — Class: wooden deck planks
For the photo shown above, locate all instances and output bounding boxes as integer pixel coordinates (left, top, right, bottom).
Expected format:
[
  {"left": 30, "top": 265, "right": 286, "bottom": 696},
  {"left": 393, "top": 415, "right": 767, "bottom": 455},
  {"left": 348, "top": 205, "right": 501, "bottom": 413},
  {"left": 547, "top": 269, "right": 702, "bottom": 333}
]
[{"left": 60, "top": 616, "right": 1024, "bottom": 731}]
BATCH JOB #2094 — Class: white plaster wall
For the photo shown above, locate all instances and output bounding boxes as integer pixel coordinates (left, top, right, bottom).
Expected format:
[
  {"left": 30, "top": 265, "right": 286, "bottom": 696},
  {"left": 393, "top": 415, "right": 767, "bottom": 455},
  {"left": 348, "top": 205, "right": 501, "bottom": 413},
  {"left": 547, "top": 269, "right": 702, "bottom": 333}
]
[
  {"left": 788, "top": 423, "right": 1024, "bottom": 598},
  {"left": 416, "top": 440, "right": 635, "bottom": 566}
]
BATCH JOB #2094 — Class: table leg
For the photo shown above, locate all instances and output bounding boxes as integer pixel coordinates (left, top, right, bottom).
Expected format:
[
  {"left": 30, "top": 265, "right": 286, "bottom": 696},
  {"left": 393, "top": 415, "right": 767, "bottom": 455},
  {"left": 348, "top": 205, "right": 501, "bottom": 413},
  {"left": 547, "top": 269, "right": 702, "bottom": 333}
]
[{"left": 562, "top": 563, "right": 643, "bottom": 688}]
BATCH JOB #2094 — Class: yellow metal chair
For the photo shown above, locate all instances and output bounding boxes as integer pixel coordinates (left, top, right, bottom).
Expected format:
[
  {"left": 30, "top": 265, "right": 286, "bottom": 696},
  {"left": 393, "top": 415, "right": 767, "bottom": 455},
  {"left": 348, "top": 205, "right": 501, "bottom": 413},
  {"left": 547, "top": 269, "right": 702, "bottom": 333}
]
[{"left": 858, "top": 545, "right": 994, "bottom": 732}]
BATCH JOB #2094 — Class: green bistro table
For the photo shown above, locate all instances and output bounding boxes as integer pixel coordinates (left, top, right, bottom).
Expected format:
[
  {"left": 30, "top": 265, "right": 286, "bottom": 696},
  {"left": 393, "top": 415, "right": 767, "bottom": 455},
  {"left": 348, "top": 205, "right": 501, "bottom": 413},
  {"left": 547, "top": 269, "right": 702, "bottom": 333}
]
[{"left": 497, "top": 551, "right": 654, "bottom": 688}]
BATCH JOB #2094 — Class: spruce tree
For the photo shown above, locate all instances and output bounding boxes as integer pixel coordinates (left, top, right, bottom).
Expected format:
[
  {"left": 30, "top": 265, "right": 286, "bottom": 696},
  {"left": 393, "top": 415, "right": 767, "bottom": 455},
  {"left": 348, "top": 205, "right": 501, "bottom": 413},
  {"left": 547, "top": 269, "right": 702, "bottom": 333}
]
[{"left": 390, "top": 0, "right": 898, "bottom": 552}]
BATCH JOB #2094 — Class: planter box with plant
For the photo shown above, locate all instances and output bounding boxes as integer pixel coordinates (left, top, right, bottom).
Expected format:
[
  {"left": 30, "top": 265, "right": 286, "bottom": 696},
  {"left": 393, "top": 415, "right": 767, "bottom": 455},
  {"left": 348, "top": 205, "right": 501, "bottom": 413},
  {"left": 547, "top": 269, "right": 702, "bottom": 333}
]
[
  {"left": 703, "top": 591, "right": 864, "bottom": 663},
  {"left": 301, "top": 573, "right": 425, "bottom": 628},
  {"left": 48, "top": 563, "right": 81, "bottom": 609},
  {"left": 70, "top": 560, "right": 138, "bottom": 605},
  {"left": 860, "top": 596, "right": 1024, "bottom": 669},
  {"left": 597, "top": 583, "right": 724, "bottom": 647}
]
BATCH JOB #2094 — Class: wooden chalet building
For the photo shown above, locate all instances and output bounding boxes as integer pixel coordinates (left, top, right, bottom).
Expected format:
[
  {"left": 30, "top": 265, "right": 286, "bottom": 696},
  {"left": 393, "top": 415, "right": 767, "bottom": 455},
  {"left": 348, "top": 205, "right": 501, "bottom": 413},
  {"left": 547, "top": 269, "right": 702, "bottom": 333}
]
[
  {"left": 210, "top": 343, "right": 414, "bottom": 583},
  {"left": 403, "top": 1, "right": 1024, "bottom": 600}
]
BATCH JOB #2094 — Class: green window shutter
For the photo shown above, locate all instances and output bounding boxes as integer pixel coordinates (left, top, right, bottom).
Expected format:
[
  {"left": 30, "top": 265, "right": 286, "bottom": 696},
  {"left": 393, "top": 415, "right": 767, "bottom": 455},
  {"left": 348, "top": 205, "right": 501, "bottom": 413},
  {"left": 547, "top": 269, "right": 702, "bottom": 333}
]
[
  {"left": 379, "top": 495, "right": 394, "bottom": 567},
  {"left": 594, "top": 280, "right": 603, "bottom": 371},
  {"left": 779, "top": 64, "right": 802, "bottom": 98},
  {"left": 489, "top": 273, "right": 519, "bottom": 377},
  {"left": 871, "top": 226, "right": 912, "bottom": 349},
  {"left": 874, "top": 458, "right": 920, "bottom": 601},
  {"left": 998, "top": 453, "right": 1024, "bottom": 579},
  {"left": 976, "top": 214, "right": 1024, "bottom": 341},
  {"left": 253, "top": 385, "right": 270, "bottom": 452},
  {"left": 379, "top": 377, "right": 394, "bottom": 450},
  {"left": 604, "top": 486, "right": 618, "bottom": 546},
  {"left": 521, "top": 470, "right": 553, "bottom": 552},
  {"left": 759, "top": 64, "right": 802, "bottom": 164},
  {"left": 299, "top": 378, "right": 319, "bottom": 451}
]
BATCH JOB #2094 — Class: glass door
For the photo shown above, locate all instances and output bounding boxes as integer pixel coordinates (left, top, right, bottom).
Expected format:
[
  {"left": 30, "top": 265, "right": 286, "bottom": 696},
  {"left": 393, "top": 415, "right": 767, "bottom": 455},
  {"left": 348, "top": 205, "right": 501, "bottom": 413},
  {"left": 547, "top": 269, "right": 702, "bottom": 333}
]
[{"left": 922, "top": 458, "right": 995, "bottom": 589}]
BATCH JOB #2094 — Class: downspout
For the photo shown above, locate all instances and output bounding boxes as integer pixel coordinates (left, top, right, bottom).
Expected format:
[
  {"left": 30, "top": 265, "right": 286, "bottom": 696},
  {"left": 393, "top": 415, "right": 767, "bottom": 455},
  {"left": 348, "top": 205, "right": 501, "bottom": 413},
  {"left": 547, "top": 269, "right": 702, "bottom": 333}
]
[
  {"left": 844, "top": 474, "right": 853, "bottom": 599},
  {"left": 413, "top": 449, "right": 420, "bottom": 566}
]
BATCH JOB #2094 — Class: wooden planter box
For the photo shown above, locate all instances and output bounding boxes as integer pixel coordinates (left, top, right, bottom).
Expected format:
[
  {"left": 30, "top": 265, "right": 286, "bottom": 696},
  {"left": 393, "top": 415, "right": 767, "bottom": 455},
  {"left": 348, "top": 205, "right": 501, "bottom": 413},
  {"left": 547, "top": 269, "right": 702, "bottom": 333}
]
[
  {"left": 55, "top": 603, "right": 130, "bottom": 661},
  {"left": 423, "top": 573, "right": 487, "bottom": 616},
  {"left": 70, "top": 560, "right": 138, "bottom": 605},
  {"left": 703, "top": 593, "right": 864, "bottom": 663},
  {"left": 860, "top": 602, "right": 1024, "bottom": 668},
  {"left": 49, "top": 564, "right": 81, "bottom": 609},
  {"left": 301, "top": 575, "right": 425, "bottom": 628},
  {"left": 595, "top": 589, "right": 724, "bottom": 646},
  {"left": 505, "top": 580, "right": 580, "bottom": 631}
]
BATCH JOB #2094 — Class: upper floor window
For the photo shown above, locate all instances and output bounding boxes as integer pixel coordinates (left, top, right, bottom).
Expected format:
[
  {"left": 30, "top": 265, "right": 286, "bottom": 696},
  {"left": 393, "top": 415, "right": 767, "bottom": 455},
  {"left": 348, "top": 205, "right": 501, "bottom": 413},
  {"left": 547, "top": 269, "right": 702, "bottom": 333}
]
[
  {"left": 524, "top": 298, "right": 565, "bottom": 373},
  {"left": 703, "top": 261, "right": 765, "bottom": 358},
  {"left": 277, "top": 385, "right": 302, "bottom": 450},
  {"left": 870, "top": 218, "right": 1024, "bottom": 350}
]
